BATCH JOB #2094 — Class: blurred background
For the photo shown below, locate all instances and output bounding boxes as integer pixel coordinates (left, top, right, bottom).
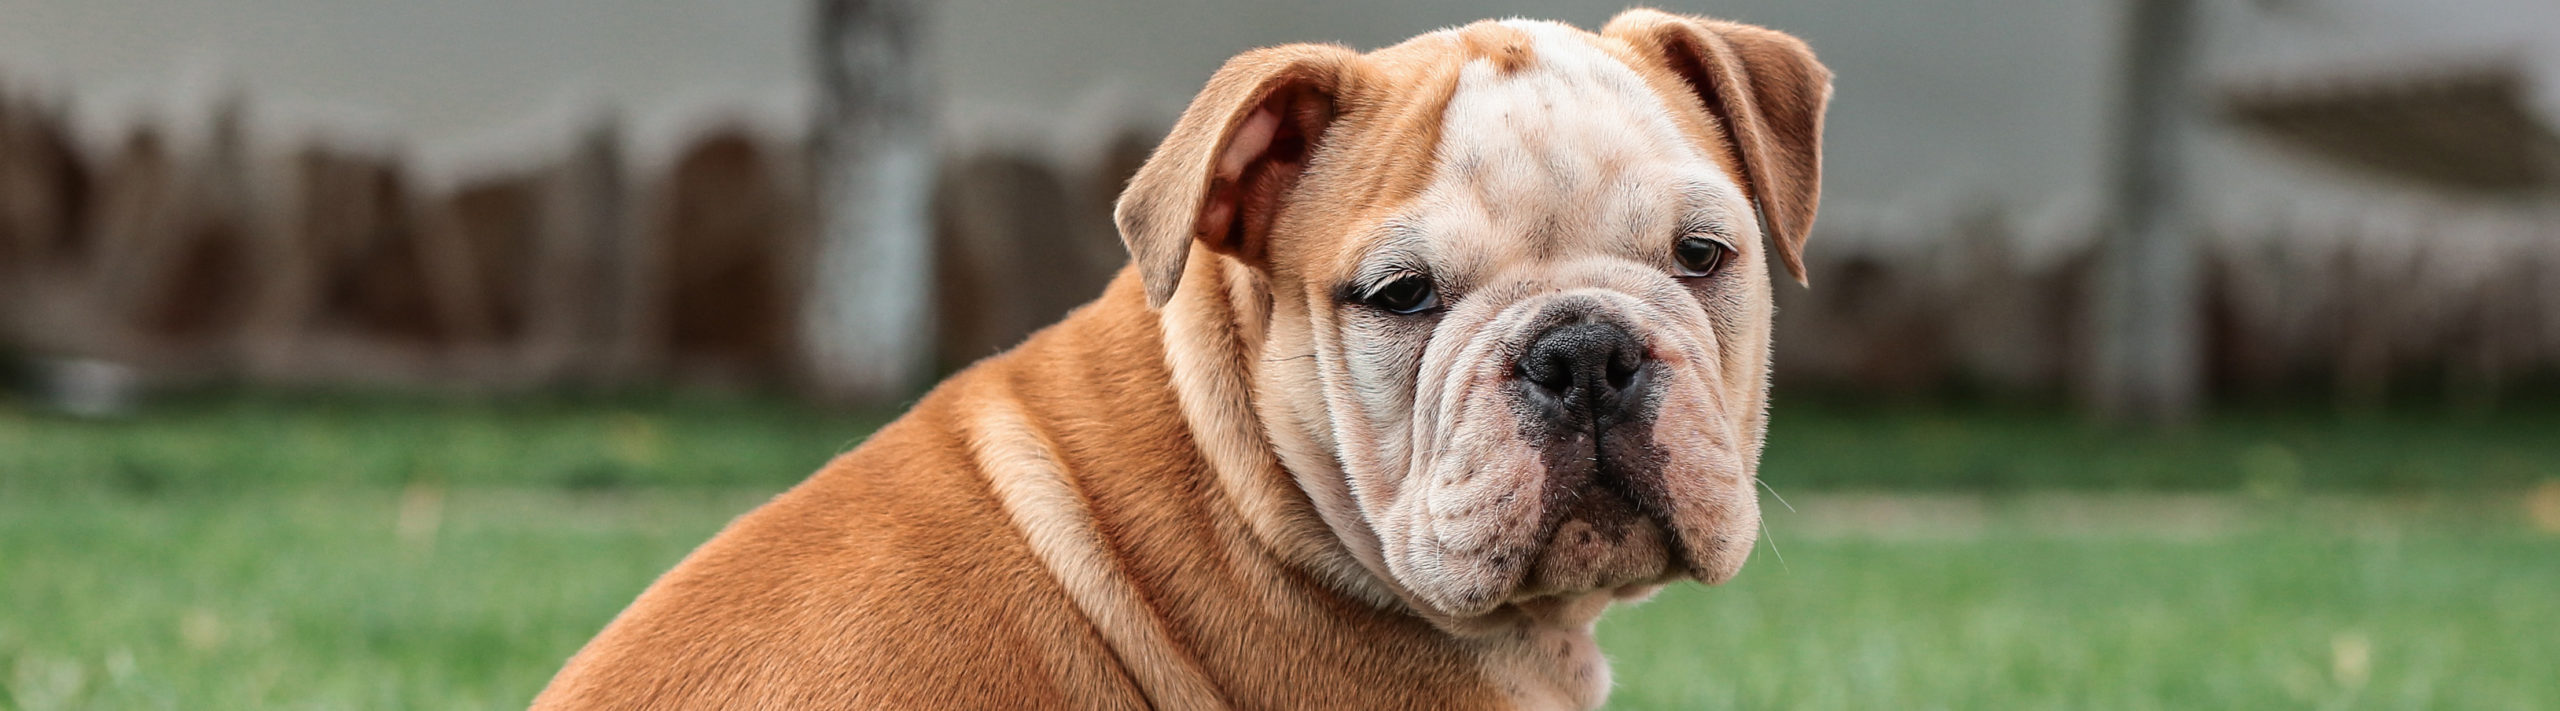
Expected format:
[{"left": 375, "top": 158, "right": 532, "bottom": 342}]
[{"left": 2, "top": 0, "right": 2557, "bottom": 708}]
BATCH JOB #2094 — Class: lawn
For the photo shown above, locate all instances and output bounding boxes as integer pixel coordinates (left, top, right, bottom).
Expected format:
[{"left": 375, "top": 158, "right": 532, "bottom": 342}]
[{"left": 3, "top": 393, "right": 2556, "bottom": 709}]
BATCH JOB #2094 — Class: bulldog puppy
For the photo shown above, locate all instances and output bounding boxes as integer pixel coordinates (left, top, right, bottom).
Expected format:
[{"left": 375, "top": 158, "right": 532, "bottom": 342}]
[{"left": 535, "top": 10, "right": 1828, "bottom": 710}]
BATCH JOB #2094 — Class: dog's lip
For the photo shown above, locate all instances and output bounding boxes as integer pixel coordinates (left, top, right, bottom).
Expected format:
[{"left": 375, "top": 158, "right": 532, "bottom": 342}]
[
  {"left": 1505, "top": 568, "right": 1686, "bottom": 600},
  {"left": 1496, "top": 569, "right": 1686, "bottom": 614}
]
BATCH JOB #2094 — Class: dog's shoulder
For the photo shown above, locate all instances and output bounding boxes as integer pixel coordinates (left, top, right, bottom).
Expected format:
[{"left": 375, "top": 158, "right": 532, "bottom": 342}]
[{"left": 533, "top": 309, "right": 1160, "bottom": 709}]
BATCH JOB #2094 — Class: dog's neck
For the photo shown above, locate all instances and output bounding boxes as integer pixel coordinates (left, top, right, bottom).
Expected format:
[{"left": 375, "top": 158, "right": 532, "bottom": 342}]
[{"left": 1148, "top": 255, "right": 1622, "bottom": 710}]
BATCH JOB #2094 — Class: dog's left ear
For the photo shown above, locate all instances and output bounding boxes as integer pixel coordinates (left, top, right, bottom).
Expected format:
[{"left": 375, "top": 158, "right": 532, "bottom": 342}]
[
  {"left": 1116, "top": 44, "right": 1363, "bottom": 308},
  {"left": 1605, "top": 9, "right": 1832, "bottom": 284}
]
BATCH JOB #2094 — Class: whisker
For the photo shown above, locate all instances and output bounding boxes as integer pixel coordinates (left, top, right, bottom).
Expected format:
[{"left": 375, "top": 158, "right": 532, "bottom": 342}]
[
  {"left": 1756, "top": 478, "right": 1796, "bottom": 514},
  {"left": 1759, "top": 515, "right": 1788, "bottom": 572}
]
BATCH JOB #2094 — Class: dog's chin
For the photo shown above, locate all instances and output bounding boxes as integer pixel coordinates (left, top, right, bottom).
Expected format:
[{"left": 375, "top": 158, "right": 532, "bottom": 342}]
[
  {"left": 1405, "top": 526, "right": 1682, "bottom": 631},
  {"left": 1512, "top": 512, "right": 1680, "bottom": 601},
  {"left": 1507, "top": 481, "right": 1676, "bottom": 596},
  {"left": 1406, "top": 490, "right": 1694, "bottom": 626}
]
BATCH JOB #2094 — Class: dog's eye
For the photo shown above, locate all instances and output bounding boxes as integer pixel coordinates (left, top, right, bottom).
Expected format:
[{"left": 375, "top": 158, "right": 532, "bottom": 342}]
[
  {"left": 1362, "top": 273, "right": 1440, "bottom": 315},
  {"left": 1673, "top": 236, "right": 1733, "bottom": 277}
]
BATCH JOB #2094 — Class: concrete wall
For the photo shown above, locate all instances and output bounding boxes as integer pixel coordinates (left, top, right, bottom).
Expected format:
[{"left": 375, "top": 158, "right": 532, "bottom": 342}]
[
  {"left": 6, "top": 0, "right": 2551, "bottom": 209},
  {"left": 0, "top": 0, "right": 2125, "bottom": 214}
]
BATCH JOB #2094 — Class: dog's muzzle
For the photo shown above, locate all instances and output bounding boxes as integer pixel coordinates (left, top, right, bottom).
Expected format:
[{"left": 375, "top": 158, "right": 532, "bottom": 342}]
[{"left": 1506, "top": 309, "right": 1681, "bottom": 597}]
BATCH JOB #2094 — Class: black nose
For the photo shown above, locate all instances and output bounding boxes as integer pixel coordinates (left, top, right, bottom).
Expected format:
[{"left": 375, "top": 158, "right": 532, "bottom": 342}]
[{"left": 1517, "top": 321, "right": 1648, "bottom": 420}]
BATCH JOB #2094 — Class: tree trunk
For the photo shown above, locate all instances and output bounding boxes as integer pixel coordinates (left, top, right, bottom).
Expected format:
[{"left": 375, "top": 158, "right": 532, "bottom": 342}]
[
  {"left": 2089, "top": 0, "right": 2205, "bottom": 425},
  {"left": 806, "top": 0, "right": 934, "bottom": 404}
]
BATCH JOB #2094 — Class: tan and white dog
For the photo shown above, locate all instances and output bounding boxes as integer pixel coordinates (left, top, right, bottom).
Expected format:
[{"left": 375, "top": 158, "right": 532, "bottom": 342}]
[{"left": 535, "top": 10, "right": 1828, "bottom": 710}]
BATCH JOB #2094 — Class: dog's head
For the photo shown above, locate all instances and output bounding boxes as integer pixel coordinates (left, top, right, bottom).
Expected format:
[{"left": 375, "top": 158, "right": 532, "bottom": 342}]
[{"left": 1117, "top": 12, "right": 1829, "bottom": 625}]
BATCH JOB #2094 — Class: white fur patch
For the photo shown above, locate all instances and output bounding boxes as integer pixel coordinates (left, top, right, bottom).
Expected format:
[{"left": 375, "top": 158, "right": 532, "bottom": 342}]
[{"left": 1421, "top": 20, "right": 1737, "bottom": 257}]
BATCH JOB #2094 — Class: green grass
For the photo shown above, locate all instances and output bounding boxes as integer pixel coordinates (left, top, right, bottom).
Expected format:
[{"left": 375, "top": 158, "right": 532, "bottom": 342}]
[
  {"left": 1, "top": 488, "right": 759, "bottom": 710},
  {"left": 1602, "top": 498, "right": 2560, "bottom": 709},
  {"left": 1764, "top": 400, "right": 2560, "bottom": 492},
  {"left": 0, "top": 391, "right": 887, "bottom": 497},
  {"left": 3, "top": 393, "right": 2556, "bottom": 709}
]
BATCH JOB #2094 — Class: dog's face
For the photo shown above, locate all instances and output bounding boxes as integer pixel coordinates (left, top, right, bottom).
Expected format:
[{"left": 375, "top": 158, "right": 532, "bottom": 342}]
[{"left": 1118, "top": 13, "right": 1829, "bottom": 625}]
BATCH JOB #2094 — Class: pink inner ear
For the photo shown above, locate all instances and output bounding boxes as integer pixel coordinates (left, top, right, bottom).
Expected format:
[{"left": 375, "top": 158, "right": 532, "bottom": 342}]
[
  {"left": 1197, "top": 104, "right": 1284, "bottom": 241},
  {"left": 1218, "top": 105, "right": 1285, "bottom": 182}
]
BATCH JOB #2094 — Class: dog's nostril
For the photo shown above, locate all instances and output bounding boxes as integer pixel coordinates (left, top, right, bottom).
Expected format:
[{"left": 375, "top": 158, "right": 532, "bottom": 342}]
[
  {"left": 1605, "top": 350, "right": 1639, "bottom": 392},
  {"left": 1523, "top": 348, "right": 1578, "bottom": 394}
]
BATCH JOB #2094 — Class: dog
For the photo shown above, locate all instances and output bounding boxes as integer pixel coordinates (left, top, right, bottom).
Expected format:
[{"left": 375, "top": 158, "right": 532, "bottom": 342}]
[{"left": 534, "top": 10, "right": 1828, "bottom": 709}]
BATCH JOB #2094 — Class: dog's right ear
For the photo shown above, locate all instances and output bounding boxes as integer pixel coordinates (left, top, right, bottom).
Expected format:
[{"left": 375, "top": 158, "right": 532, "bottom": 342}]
[
  {"left": 1605, "top": 9, "right": 1831, "bottom": 285},
  {"left": 1115, "top": 44, "right": 1361, "bottom": 308}
]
